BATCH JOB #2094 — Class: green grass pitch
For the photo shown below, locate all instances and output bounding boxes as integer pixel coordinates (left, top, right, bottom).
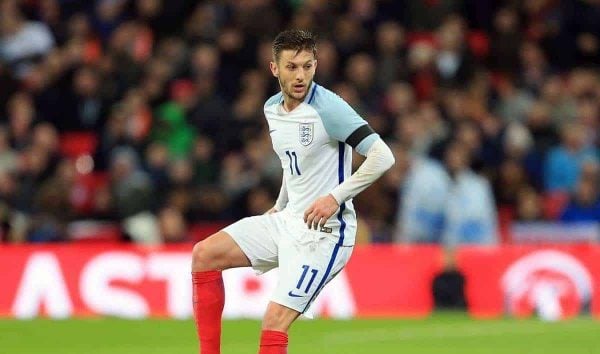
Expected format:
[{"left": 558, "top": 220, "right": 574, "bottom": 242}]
[{"left": 1, "top": 313, "right": 598, "bottom": 354}]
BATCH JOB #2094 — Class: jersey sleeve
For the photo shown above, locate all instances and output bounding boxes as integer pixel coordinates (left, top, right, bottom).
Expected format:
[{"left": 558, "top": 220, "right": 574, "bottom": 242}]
[{"left": 311, "top": 87, "right": 379, "bottom": 156}]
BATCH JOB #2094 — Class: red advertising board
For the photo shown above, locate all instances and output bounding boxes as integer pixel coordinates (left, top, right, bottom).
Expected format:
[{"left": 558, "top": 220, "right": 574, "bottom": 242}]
[
  {"left": 0, "top": 244, "right": 598, "bottom": 320},
  {"left": 456, "top": 245, "right": 600, "bottom": 320}
]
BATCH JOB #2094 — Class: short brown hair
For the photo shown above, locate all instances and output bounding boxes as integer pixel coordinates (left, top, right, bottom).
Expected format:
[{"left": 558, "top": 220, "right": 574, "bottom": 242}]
[{"left": 272, "top": 29, "right": 317, "bottom": 62}]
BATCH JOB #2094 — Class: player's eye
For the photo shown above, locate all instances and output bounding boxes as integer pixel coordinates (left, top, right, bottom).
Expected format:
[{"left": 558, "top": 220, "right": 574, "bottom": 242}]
[{"left": 304, "top": 64, "right": 312, "bottom": 69}]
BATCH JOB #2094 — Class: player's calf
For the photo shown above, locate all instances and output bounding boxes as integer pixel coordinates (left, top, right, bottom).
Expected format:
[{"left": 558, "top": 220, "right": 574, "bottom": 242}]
[
  {"left": 191, "top": 231, "right": 250, "bottom": 354},
  {"left": 261, "top": 302, "right": 300, "bottom": 332}
]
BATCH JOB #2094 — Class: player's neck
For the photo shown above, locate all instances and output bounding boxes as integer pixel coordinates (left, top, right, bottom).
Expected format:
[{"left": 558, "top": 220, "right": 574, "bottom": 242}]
[{"left": 282, "top": 96, "right": 302, "bottom": 112}]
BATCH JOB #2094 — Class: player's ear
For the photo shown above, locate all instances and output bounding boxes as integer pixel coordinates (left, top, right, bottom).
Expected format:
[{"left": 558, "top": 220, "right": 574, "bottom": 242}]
[{"left": 270, "top": 61, "right": 278, "bottom": 77}]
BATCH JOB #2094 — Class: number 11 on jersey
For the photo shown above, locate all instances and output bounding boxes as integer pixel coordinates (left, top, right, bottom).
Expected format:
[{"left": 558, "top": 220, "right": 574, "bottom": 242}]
[{"left": 285, "top": 150, "right": 301, "bottom": 175}]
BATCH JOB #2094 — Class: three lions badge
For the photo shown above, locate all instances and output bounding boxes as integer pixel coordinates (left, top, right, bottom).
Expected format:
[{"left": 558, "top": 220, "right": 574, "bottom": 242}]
[{"left": 299, "top": 123, "right": 313, "bottom": 146}]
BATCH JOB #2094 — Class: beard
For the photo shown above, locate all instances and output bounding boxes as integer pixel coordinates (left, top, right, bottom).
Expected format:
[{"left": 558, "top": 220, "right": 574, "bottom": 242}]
[{"left": 279, "top": 77, "right": 312, "bottom": 103}]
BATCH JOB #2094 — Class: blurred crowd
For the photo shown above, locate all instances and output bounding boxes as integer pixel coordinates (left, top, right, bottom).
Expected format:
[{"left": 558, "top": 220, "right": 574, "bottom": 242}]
[{"left": 0, "top": 0, "right": 599, "bottom": 244}]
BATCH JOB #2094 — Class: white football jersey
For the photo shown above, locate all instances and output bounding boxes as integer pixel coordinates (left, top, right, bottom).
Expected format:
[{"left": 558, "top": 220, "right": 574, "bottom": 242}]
[{"left": 264, "top": 82, "right": 379, "bottom": 246}]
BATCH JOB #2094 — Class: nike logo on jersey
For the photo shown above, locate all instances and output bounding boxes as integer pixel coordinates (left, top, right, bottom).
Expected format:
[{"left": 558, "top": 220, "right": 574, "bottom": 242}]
[{"left": 288, "top": 291, "right": 305, "bottom": 298}]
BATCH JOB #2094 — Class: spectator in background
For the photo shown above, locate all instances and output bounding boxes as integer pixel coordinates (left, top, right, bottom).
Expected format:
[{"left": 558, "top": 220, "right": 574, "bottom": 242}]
[
  {"left": 0, "top": 126, "right": 18, "bottom": 174},
  {"left": 404, "top": 0, "right": 465, "bottom": 30},
  {"left": 435, "top": 15, "right": 475, "bottom": 88},
  {"left": 0, "top": 171, "right": 17, "bottom": 242},
  {"left": 394, "top": 145, "right": 450, "bottom": 244},
  {"left": 539, "top": 75, "right": 577, "bottom": 126},
  {"left": 374, "top": 21, "right": 407, "bottom": 89},
  {"left": 152, "top": 101, "right": 196, "bottom": 158},
  {"left": 345, "top": 52, "right": 379, "bottom": 110},
  {"left": 544, "top": 122, "right": 599, "bottom": 192},
  {"left": 0, "top": 0, "right": 55, "bottom": 78},
  {"left": 110, "top": 147, "right": 153, "bottom": 217},
  {"left": 488, "top": 7, "right": 521, "bottom": 75},
  {"left": 109, "top": 147, "right": 157, "bottom": 243},
  {"left": 0, "top": 62, "right": 18, "bottom": 115},
  {"left": 192, "top": 135, "right": 218, "bottom": 186},
  {"left": 494, "top": 74, "right": 535, "bottom": 123},
  {"left": 158, "top": 206, "right": 188, "bottom": 243},
  {"left": 92, "top": 0, "right": 127, "bottom": 42},
  {"left": 519, "top": 41, "right": 551, "bottom": 94},
  {"left": 442, "top": 142, "right": 498, "bottom": 247},
  {"left": 560, "top": 165, "right": 600, "bottom": 223},
  {"left": 60, "top": 65, "right": 106, "bottom": 131},
  {"left": 29, "top": 159, "right": 75, "bottom": 242},
  {"left": 7, "top": 92, "right": 36, "bottom": 151},
  {"left": 314, "top": 39, "right": 339, "bottom": 88},
  {"left": 514, "top": 187, "right": 545, "bottom": 222}
]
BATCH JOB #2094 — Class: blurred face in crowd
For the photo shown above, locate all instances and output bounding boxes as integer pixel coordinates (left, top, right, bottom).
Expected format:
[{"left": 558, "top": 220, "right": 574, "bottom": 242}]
[
  {"left": 437, "top": 16, "right": 465, "bottom": 52},
  {"left": 191, "top": 44, "right": 219, "bottom": 77},
  {"left": 516, "top": 188, "right": 542, "bottom": 221},
  {"left": 270, "top": 49, "right": 317, "bottom": 108},
  {"left": 146, "top": 143, "right": 169, "bottom": 170},
  {"left": 0, "top": 0, "right": 21, "bottom": 35},
  {"left": 574, "top": 177, "right": 599, "bottom": 206},
  {"left": 520, "top": 41, "right": 545, "bottom": 67},
  {"left": 376, "top": 22, "right": 405, "bottom": 53},
  {"left": 346, "top": 53, "right": 375, "bottom": 89},
  {"left": 74, "top": 67, "right": 99, "bottom": 97},
  {"left": 444, "top": 142, "right": 470, "bottom": 176},
  {"left": 456, "top": 122, "right": 482, "bottom": 152},
  {"left": 8, "top": 94, "right": 34, "bottom": 139},
  {"left": 0, "top": 126, "right": 9, "bottom": 151},
  {"left": 494, "top": 7, "right": 518, "bottom": 34},
  {"left": 541, "top": 76, "right": 563, "bottom": 103},
  {"left": 577, "top": 99, "right": 599, "bottom": 128},
  {"left": 168, "top": 158, "right": 193, "bottom": 185},
  {"left": 136, "top": 0, "right": 161, "bottom": 18},
  {"left": 561, "top": 123, "right": 586, "bottom": 150},
  {"left": 314, "top": 40, "right": 337, "bottom": 76},
  {"left": 111, "top": 153, "right": 135, "bottom": 180},
  {"left": 158, "top": 207, "right": 186, "bottom": 243},
  {"left": 32, "top": 122, "right": 59, "bottom": 153},
  {"left": 386, "top": 82, "right": 415, "bottom": 115},
  {"left": 526, "top": 101, "right": 551, "bottom": 127}
]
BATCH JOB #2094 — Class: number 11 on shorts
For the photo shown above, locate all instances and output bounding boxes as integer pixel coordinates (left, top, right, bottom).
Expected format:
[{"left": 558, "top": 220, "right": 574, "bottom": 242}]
[{"left": 289, "top": 265, "right": 318, "bottom": 297}]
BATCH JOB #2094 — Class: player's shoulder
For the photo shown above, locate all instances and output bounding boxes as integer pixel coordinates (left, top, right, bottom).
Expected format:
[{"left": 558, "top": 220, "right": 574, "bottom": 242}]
[
  {"left": 307, "top": 83, "right": 355, "bottom": 120},
  {"left": 264, "top": 91, "right": 283, "bottom": 110},
  {"left": 307, "top": 83, "right": 346, "bottom": 109}
]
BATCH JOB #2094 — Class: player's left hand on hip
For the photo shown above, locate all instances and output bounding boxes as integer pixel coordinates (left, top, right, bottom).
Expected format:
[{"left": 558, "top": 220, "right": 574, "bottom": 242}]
[{"left": 303, "top": 194, "right": 339, "bottom": 230}]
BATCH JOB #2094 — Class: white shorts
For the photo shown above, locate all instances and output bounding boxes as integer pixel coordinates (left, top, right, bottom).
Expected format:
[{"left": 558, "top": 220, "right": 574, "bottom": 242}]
[{"left": 223, "top": 210, "right": 353, "bottom": 315}]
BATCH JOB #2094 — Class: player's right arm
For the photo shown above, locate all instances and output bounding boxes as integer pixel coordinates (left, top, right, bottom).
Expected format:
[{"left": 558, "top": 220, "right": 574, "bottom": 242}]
[{"left": 266, "top": 175, "right": 288, "bottom": 214}]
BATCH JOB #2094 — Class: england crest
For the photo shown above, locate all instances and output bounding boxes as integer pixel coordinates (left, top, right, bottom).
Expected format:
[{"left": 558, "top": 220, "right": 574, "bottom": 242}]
[{"left": 299, "top": 123, "right": 314, "bottom": 146}]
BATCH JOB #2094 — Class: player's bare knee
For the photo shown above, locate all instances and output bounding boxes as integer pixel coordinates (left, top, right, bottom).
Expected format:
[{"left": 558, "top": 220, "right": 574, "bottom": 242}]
[{"left": 191, "top": 240, "right": 216, "bottom": 271}]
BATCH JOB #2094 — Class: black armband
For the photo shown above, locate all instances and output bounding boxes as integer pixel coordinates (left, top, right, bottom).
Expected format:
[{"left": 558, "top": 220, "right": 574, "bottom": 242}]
[{"left": 345, "top": 124, "right": 375, "bottom": 148}]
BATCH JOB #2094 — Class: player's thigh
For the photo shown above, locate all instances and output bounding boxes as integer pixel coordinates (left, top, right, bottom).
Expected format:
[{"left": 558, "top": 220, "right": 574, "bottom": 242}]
[
  {"left": 192, "top": 230, "right": 251, "bottom": 271},
  {"left": 219, "top": 214, "right": 281, "bottom": 274},
  {"left": 273, "top": 231, "right": 353, "bottom": 315}
]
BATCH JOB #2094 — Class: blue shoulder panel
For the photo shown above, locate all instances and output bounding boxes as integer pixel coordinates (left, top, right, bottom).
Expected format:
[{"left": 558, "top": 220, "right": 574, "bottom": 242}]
[
  {"left": 264, "top": 92, "right": 283, "bottom": 109},
  {"left": 308, "top": 84, "right": 379, "bottom": 155}
]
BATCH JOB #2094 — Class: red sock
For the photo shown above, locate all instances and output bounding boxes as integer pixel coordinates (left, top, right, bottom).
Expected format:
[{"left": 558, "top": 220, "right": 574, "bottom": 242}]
[
  {"left": 192, "top": 271, "right": 224, "bottom": 354},
  {"left": 258, "top": 330, "right": 288, "bottom": 354}
]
